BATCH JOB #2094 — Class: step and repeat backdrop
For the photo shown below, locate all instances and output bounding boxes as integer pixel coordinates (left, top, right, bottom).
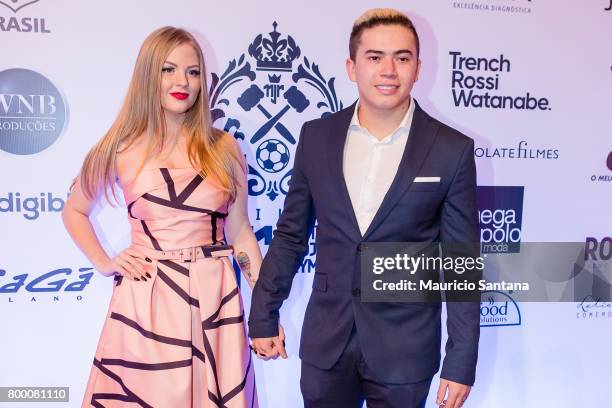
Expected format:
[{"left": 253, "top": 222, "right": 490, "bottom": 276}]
[{"left": 1, "top": 0, "right": 610, "bottom": 407}]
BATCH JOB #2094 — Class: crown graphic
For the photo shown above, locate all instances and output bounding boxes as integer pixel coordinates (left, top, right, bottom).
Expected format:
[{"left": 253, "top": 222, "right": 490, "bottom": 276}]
[
  {"left": 268, "top": 74, "right": 282, "bottom": 83},
  {"left": 248, "top": 22, "right": 301, "bottom": 72}
]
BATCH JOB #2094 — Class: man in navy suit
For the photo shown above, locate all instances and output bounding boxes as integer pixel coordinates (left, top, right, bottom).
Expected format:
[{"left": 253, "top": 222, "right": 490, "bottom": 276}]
[{"left": 249, "top": 8, "right": 480, "bottom": 408}]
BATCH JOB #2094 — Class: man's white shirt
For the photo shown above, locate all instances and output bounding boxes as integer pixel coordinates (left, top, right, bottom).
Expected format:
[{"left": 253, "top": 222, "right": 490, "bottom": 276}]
[{"left": 343, "top": 98, "right": 415, "bottom": 235}]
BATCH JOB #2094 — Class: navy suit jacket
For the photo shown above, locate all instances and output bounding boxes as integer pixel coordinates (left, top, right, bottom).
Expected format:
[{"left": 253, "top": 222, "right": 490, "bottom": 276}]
[{"left": 249, "top": 101, "right": 480, "bottom": 385}]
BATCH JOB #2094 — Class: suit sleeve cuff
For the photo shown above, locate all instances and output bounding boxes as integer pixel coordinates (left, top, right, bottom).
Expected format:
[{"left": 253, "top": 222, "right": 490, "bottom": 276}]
[
  {"left": 248, "top": 320, "right": 279, "bottom": 339},
  {"left": 440, "top": 365, "right": 476, "bottom": 386}
]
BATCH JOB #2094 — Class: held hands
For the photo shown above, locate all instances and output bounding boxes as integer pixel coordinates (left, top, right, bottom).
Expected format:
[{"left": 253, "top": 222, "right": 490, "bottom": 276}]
[
  {"left": 250, "top": 324, "right": 287, "bottom": 360},
  {"left": 98, "top": 248, "right": 152, "bottom": 281},
  {"left": 436, "top": 378, "right": 471, "bottom": 408}
]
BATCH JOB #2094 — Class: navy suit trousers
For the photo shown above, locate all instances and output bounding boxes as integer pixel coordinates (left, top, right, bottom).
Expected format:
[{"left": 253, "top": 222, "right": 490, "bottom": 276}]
[{"left": 300, "top": 325, "right": 432, "bottom": 408}]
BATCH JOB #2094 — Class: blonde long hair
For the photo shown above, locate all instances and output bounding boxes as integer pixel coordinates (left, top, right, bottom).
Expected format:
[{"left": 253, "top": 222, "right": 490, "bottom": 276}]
[{"left": 80, "top": 26, "right": 240, "bottom": 203}]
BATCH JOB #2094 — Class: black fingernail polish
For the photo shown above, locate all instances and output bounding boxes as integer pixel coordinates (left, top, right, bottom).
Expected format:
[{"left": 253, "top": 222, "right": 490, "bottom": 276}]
[
  {"left": 142, "top": 277, "right": 147, "bottom": 282},
  {"left": 134, "top": 277, "right": 140, "bottom": 281},
  {"left": 146, "top": 272, "right": 152, "bottom": 278},
  {"left": 145, "top": 257, "right": 152, "bottom": 263},
  {"left": 282, "top": 340, "right": 286, "bottom": 347}
]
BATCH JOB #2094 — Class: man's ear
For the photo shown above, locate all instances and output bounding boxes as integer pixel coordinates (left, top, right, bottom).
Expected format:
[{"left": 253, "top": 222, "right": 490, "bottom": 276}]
[{"left": 346, "top": 57, "right": 357, "bottom": 83}]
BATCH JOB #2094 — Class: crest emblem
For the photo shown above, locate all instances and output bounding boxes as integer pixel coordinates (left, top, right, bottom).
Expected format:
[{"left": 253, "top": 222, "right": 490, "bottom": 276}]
[
  {"left": 209, "top": 22, "right": 343, "bottom": 202},
  {"left": 0, "top": 0, "right": 40, "bottom": 13}
]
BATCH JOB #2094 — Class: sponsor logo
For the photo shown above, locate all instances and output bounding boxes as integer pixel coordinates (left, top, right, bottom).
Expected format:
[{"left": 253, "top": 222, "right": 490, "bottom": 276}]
[
  {"left": 0, "top": 267, "right": 93, "bottom": 303},
  {"left": 253, "top": 212, "right": 317, "bottom": 273},
  {"left": 300, "top": 225, "right": 316, "bottom": 273},
  {"left": 0, "top": 192, "right": 68, "bottom": 220},
  {"left": 477, "top": 186, "right": 524, "bottom": 254},
  {"left": 480, "top": 290, "right": 522, "bottom": 327},
  {"left": 452, "top": 0, "right": 533, "bottom": 15},
  {"left": 0, "top": 0, "right": 50, "bottom": 33},
  {"left": 475, "top": 140, "right": 559, "bottom": 160},
  {"left": 589, "top": 151, "right": 612, "bottom": 183},
  {"left": 210, "top": 22, "right": 344, "bottom": 272},
  {"left": 576, "top": 295, "right": 612, "bottom": 319},
  {"left": 585, "top": 237, "right": 611, "bottom": 262},
  {"left": 449, "top": 51, "right": 551, "bottom": 111},
  {"left": 0, "top": 68, "right": 67, "bottom": 155},
  {"left": 576, "top": 238, "right": 612, "bottom": 319}
]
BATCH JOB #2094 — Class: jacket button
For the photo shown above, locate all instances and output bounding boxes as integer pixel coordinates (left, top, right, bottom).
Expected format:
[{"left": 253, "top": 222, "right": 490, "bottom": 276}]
[
  {"left": 357, "top": 243, "right": 366, "bottom": 252},
  {"left": 352, "top": 288, "right": 361, "bottom": 296}
]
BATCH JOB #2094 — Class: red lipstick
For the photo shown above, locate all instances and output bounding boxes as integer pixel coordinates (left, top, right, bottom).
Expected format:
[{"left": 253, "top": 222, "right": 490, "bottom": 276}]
[{"left": 170, "top": 92, "right": 189, "bottom": 100}]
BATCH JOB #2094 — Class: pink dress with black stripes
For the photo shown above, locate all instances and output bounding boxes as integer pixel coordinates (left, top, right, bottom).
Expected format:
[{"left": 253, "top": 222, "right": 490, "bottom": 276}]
[{"left": 82, "top": 167, "right": 257, "bottom": 407}]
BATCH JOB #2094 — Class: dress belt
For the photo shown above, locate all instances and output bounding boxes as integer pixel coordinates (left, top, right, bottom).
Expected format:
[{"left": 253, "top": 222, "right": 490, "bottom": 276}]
[{"left": 131, "top": 244, "right": 233, "bottom": 263}]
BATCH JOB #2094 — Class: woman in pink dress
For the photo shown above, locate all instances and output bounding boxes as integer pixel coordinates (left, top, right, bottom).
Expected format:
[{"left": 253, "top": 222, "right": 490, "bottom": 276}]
[{"left": 62, "top": 27, "right": 267, "bottom": 407}]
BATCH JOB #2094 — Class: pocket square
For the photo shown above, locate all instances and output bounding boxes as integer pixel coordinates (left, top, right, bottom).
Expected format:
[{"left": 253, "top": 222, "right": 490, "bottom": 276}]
[{"left": 414, "top": 177, "right": 441, "bottom": 182}]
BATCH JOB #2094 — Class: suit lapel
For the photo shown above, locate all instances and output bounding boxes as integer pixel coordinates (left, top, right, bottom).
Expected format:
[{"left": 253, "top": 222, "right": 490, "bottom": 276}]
[
  {"left": 326, "top": 102, "right": 362, "bottom": 241},
  {"left": 362, "top": 102, "right": 439, "bottom": 241}
]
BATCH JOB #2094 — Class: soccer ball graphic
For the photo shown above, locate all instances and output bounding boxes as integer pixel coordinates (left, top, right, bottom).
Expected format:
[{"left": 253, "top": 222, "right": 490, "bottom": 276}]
[{"left": 256, "top": 139, "right": 290, "bottom": 173}]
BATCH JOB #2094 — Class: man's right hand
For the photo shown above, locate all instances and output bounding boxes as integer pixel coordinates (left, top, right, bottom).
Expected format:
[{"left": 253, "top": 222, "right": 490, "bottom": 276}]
[{"left": 250, "top": 324, "right": 287, "bottom": 360}]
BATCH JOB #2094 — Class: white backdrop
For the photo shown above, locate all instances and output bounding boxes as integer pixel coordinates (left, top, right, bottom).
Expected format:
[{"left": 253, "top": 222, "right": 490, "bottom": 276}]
[{"left": 1, "top": 0, "right": 611, "bottom": 407}]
